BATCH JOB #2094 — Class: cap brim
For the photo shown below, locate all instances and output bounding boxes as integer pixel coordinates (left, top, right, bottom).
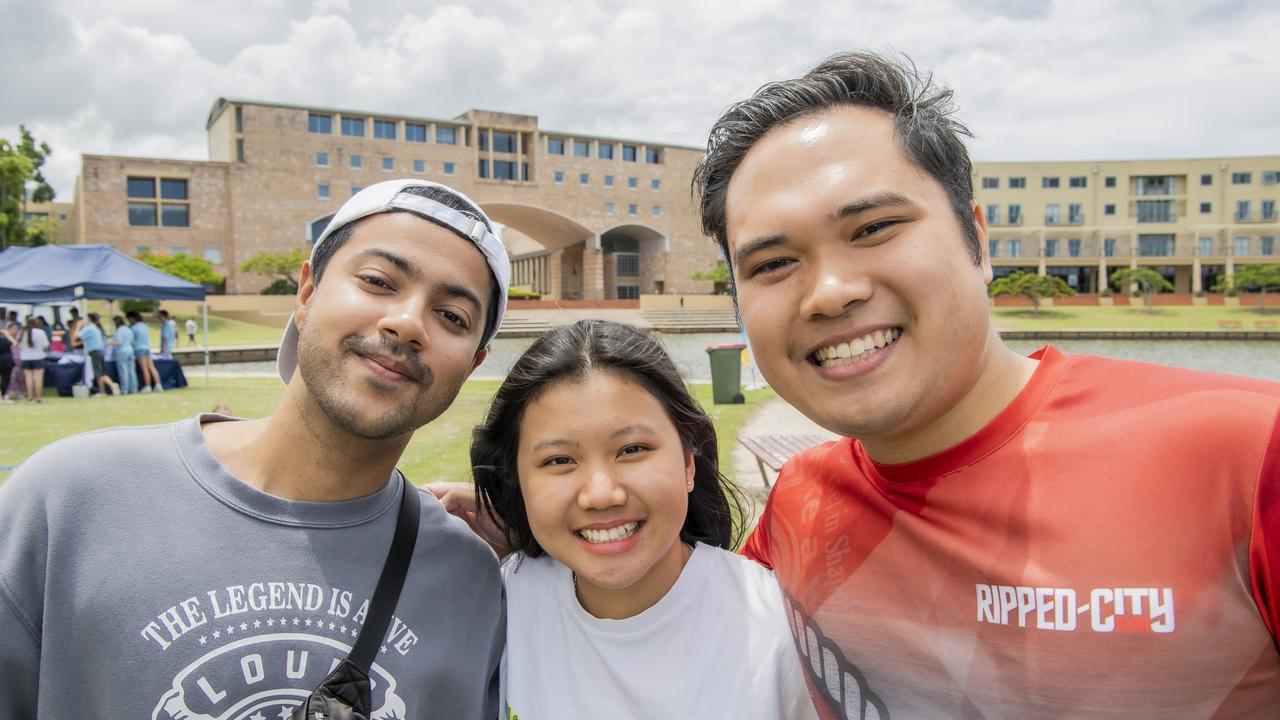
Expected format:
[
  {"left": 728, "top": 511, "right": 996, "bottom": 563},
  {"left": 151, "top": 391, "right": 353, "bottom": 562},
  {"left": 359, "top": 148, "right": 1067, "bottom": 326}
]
[{"left": 277, "top": 313, "right": 300, "bottom": 384}]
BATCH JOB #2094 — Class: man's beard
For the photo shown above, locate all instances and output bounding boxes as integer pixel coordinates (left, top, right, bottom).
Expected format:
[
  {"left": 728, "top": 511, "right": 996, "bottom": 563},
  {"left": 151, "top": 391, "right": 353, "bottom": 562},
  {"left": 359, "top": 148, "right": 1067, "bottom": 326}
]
[{"left": 297, "top": 330, "right": 450, "bottom": 440}]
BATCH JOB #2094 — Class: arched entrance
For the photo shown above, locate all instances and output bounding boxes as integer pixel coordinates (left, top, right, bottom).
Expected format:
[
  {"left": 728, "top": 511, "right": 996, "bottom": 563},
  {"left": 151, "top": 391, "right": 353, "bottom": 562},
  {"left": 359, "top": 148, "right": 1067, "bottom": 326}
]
[{"left": 600, "top": 223, "right": 667, "bottom": 299}]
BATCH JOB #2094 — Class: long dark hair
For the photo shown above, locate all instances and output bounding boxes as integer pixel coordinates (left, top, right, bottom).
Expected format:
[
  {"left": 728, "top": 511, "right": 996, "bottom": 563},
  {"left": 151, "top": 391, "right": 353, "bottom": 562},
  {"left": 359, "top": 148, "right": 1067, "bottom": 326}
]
[{"left": 472, "top": 319, "right": 747, "bottom": 557}]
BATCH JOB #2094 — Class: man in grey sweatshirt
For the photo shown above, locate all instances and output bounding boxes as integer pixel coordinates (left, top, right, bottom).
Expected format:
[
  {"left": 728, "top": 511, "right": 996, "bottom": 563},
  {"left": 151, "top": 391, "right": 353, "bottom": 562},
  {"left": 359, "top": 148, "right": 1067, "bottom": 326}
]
[{"left": 0, "top": 179, "right": 512, "bottom": 720}]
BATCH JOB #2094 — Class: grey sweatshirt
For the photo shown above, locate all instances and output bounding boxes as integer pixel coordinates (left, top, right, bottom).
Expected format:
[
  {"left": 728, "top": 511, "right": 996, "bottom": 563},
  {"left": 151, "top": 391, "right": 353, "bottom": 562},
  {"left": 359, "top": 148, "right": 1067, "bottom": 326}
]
[{"left": 0, "top": 415, "right": 504, "bottom": 719}]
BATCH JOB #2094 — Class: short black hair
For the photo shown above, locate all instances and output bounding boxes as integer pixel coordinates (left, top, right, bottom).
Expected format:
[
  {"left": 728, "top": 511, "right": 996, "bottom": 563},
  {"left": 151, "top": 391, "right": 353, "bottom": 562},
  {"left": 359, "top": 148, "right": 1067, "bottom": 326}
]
[
  {"left": 126, "top": 311, "right": 141, "bottom": 323},
  {"left": 694, "top": 51, "right": 981, "bottom": 272},
  {"left": 472, "top": 320, "right": 748, "bottom": 558},
  {"left": 309, "top": 185, "right": 500, "bottom": 347}
]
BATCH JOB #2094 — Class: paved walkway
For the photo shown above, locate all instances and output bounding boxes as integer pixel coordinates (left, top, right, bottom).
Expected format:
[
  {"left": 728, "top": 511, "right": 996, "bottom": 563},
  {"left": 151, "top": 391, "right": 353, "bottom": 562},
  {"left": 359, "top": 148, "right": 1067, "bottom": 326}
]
[{"left": 729, "top": 394, "right": 840, "bottom": 525}]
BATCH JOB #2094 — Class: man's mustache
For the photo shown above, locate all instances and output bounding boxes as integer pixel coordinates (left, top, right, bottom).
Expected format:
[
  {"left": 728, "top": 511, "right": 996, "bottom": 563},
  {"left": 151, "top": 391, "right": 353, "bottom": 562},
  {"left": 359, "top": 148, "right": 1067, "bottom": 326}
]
[{"left": 340, "top": 335, "right": 432, "bottom": 385}]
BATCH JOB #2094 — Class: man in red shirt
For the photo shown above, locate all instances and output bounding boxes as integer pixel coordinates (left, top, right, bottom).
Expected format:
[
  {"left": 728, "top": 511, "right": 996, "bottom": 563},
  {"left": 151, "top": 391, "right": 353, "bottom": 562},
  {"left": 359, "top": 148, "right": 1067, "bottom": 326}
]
[{"left": 694, "top": 52, "right": 1280, "bottom": 719}]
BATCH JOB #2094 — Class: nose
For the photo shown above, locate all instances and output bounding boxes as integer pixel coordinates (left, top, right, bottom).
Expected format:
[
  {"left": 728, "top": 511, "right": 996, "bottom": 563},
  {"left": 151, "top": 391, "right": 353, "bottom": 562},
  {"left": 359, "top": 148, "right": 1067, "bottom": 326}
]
[
  {"left": 376, "top": 294, "right": 430, "bottom": 351},
  {"left": 797, "top": 256, "right": 872, "bottom": 320},
  {"left": 577, "top": 465, "right": 628, "bottom": 511}
]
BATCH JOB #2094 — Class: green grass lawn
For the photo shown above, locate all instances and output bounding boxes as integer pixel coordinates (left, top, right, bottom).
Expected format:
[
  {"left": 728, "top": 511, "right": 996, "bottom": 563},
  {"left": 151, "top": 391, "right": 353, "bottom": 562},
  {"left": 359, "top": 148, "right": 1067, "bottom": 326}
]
[
  {"left": 992, "top": 304, "right": 1276, "bottom": 331},
  {"left": 0, "top": 378, "right": 775, "bottom": 488}
]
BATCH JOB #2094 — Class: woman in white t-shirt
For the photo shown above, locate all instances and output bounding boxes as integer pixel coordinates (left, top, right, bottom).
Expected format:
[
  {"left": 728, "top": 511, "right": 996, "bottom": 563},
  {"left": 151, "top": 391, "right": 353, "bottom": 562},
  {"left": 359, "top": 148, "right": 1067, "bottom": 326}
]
[
  {"left": 18, "top": 316, "right": 50, "bottom": 403},
  {"left": 454, "top": 320, "right": 815, "bottom": 720}
]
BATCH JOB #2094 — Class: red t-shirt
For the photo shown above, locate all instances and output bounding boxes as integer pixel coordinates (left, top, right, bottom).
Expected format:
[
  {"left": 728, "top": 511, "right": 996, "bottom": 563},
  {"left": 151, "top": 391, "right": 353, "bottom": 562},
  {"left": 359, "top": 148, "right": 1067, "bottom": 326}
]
[{"left": 745, "top": 346, "right": 1280, "bottom": 719}]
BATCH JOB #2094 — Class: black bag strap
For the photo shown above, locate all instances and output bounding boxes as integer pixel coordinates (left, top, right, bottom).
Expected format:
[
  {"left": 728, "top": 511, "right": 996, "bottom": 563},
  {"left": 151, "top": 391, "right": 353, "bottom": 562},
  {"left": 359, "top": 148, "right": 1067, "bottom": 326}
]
[{"left": 347, "top": 472, "right": 420, "bottom": 671}]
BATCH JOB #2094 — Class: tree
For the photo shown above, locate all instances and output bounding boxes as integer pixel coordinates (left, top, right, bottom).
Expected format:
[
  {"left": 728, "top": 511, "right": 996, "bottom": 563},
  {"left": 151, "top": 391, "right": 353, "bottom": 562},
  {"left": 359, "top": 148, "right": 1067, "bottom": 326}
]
[
  {"left": 1110, "top": 267, "right": 1173, "bottom": 312},
  {"left": 692, "top": 262, "right": 730, "bottom": 294},
  {"left": 1213, "top": 264, "right": 1280, "bottom": 312},
  {"left": 240, "top": 249, "right": 307, "bottom": 294},
  {"left": 137, "top": 251, "right": 224, "bottom": 286},
  {"left": 0, "top": 125, "right": 55, "bottom": 250},
  {"left": 987, "top": 271, "right": 1075, "bottom": 313}
]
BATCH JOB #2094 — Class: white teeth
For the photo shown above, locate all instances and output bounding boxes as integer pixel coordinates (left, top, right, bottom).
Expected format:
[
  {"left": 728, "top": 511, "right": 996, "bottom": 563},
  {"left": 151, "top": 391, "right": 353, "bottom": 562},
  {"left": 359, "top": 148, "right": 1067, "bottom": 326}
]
[
  {"left": 815, "top": 328, "right": 901, "bottom": 369},
  {"left": 578, "top": 522, "right": 640, "bottom": 544}
]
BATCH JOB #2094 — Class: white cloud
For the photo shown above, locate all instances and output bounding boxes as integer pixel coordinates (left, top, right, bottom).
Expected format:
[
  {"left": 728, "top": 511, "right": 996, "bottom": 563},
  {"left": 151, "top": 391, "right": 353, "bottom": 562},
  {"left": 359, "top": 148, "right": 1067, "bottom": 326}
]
[{"left": 5, "top": 0, "right": 1279, "bottom": 199}]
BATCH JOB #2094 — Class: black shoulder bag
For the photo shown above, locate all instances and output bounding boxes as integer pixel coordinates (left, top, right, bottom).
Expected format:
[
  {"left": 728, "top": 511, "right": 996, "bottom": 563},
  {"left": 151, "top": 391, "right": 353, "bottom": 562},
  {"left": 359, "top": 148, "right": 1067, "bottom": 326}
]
[{"left": 291, "top": 475, "right": 421, "bottom": 720}]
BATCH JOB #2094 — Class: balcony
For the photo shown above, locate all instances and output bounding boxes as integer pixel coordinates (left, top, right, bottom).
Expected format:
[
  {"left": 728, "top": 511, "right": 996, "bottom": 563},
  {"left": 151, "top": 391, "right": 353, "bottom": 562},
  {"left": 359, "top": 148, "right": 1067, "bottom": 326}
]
[{"left": 1235, "top": 211, "right": 1278, "bottom": 223}]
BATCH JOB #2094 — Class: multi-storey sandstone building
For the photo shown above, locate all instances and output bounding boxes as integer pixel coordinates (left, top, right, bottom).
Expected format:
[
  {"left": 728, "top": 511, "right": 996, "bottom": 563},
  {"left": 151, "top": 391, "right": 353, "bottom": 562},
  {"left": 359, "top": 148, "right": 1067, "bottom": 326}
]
[
  {"left": 66, "top": 97, "right": 1278, "bottom": 297},
  {"left": 69, "top": 98, "right": 718, "bottom": 297}
]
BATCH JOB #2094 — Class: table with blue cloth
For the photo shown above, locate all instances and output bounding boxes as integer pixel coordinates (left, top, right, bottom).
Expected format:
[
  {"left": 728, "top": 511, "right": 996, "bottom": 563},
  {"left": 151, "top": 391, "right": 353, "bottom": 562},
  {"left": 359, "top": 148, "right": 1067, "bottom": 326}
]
[{"left": 43, "top": 356, "right": 188, "bottom": 396}]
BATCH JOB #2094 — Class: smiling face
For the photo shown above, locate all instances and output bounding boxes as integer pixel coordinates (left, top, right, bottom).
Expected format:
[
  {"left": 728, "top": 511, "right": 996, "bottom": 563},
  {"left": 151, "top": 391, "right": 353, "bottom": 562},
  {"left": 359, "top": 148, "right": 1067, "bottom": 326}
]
[
  {"left": 516, "top": 370, "right": 695, "bottom": 618},
  {"left": 724, "top": 105, "right": 999, "bottom": 451},
  {"left": 292, "top": 211, "right": 491, "bottom": 440}
]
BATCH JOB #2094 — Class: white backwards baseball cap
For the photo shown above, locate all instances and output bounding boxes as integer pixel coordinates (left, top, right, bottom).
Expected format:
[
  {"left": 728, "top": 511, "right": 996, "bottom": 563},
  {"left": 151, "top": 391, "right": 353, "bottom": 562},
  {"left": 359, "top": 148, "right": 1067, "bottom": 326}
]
[{"left": 277, "top": 179, "right": 510, "bottom": 383}]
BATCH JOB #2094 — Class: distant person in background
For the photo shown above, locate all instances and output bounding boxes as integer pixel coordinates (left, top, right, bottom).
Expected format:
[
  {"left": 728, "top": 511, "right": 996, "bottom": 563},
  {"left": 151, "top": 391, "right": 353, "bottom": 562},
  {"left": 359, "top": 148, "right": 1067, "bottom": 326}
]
[
  {"left": 127, "top": 311, "right": 162, "bottom": 393},
  {"left": 110, "top": 316, "right": 138, "bottom": 395},
  {"left": 19, "top": 317, "right": 49, "bottom": 404},
  {"left": 0, "top": 321, "right": 15, "bottom": 404},
  {"left": 3, "top": 321, "right": 21, "bottom": 400},
  {"left": 157, "top": 310, "right": 177, "bottom": 359},
  {"left": 66, "top": 308, "right": 84, "bottom": 357},
  {"left": 185, "top": 317, "right": 198, "bottom": 347},
  {"left": 34, "top": 317, "right": 51, "bottom": 343},
  {"left": 78, "top": 313, "right": 119, "bottom": 397}
]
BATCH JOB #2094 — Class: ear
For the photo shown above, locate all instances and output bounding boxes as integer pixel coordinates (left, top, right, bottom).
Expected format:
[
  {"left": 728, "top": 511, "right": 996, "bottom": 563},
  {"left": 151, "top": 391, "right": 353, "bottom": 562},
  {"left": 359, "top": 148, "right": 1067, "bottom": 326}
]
[
  {"left": 470, "top": 347, "right": 489, "bottom": 373},
  {"left": 684, "top": 450, "right": 696, "bottom": 493},
  {"left": 972, "top": 201, "right": 993, "bottom": 284},
  {"left": 293, "top": 261, "right": 317, "bottom": 331}
]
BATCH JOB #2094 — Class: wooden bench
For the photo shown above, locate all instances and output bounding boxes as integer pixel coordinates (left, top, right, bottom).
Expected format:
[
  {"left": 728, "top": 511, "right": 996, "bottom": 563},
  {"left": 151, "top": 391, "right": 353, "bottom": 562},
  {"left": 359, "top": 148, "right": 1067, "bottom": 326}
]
[
  {"left": 1255, "top": 319, "right": 1278, "bottom": 329},
  {"left": 739, "top": 433, "right": 830, "bottom": 488},
  {"left": 1216, "top": 319, "right": 1243, "bottom": 329}
]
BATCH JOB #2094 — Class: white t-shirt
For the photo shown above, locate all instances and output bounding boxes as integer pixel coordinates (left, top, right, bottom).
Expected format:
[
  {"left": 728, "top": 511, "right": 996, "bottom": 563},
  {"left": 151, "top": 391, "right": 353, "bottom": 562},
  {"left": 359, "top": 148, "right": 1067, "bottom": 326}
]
[
  {"left": 19, "top": 328, "right": 49, "bottom": 361},
  {"left": 500, "top": 542, "right": 818, "bottom": 720}
]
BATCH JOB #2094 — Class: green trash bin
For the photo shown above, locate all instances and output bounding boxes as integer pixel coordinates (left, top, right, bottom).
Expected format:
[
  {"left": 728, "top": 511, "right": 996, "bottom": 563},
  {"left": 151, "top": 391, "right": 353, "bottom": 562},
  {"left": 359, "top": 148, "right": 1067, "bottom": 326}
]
[{"left": 706, "top": 343, "right": 747, "bottom": 404}]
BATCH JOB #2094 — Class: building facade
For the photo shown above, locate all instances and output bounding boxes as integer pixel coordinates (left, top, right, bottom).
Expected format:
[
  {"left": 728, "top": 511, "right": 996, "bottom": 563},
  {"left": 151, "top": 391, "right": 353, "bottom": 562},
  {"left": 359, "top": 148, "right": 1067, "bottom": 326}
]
[
  {"left": 71, "top": 99, "right": 719, "bottom": 297},
  {"left": 974, "top": 158, "right": 1280, "bottom": 293}
]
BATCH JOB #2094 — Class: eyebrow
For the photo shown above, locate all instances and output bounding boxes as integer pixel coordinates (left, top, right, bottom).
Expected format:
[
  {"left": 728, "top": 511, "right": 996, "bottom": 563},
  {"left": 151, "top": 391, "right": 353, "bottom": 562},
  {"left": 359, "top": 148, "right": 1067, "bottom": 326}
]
[
  {"left": 530, "top": 438, "right": 577, "bottom": 454},
  {"left": 528, "top": 424, "right": 659, "bottom": 454},
  {"left": 731, "top": 191, "right": 914, "bottom": 269},
  {"left": 355, "top": 249, "right": 484, "bottom": 316}
]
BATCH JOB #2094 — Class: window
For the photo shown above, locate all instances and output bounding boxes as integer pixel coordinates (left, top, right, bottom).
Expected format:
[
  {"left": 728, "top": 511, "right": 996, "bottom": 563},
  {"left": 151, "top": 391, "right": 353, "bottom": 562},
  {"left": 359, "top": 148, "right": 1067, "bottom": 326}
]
[
  {"left": 235, "top": 106, "right": 244, "bottom": 132},
  {"left": 645, "top": 148, "right": 660, "bottom": 164},
  {"left": 349, "top": 154, "right": 363, "bottom": 169},
  {"left": 478, "top": 159, "right": 489, "bottom": 178},
  {"left": 1138, "top": 234, "right": 1176, "bottom": 256},
  {"left": 1264, "top": 200, "right": 1276, "bottom": 220},
  {"left": 1008, "top": 239, "right": 1022, "bottom": 258},
  {"left": 1198, "top": 237, "right": 1213, "bottom": 256},
  {"left": 236, "top": 139, "right": 245, "bottom": 163},
  {"left": 203, "top": 247, "right": 222, "bottom": 263},
  {"left": 1044, "top": 238, "right": 1059, "bottom": 258},
  {"left": 436, "top": 127, "right": 458, "bottom": 145},
  {"left": 413, "top": 159, "right": 425, "bottom": 173},
  {"left": 1236, "top": 200, "right": 1251, "bottom": 221},
  {"left": 651, "top": 204, "right": 661, "bottom": 217},
  {"left": 341, "top": 117, "right": 365, "bottom": 137},
  {"left": 1235, "top": 236, "right": 1251, "bottom": 256},
  {"left": 554, "top": 170, "right": 565, "bottom": 184},
  {"left": 1262, "top": 236, "right": 1276, "bottom": 255},
  {"left": 628, "top": 176, "right": 638, "bottom": 189},
  {"left": 1233, "top": 172, "right": 1252, "bottom": 185},
  {"left": 128, "top": 203, "right": 157, "bottom": 226},
  {"left": 573, "top": 140, "right": 590, "bottom": 157},
  {"left": 1009, "top": 177, "right": 1026, "bottom": 189},
  {"left": 127, "top": 177, "right": 156, "bottom": 198},
  {"left": 1068, "top": 238, "right": 1081, "bottom": 258},
  {"left": 161, "top": 205, "right": 189, "bottom": 227},
  {"left": 981, "top": 177, "right": 998, "bottom": 189},
  {"left": 482, "top": 131, "right": 516, "bottom": 153},
  {"left": 170, "top": 246, "right": 189, "bottom": 256},
  {"left": 580, "top": 173, "right": 590, "bottom": 185},
  {"left": 547, "top": 137, "right": 565, "bottom": 155},
  {"left": 492, "top": 160, "right": 518, "bottom": 180},
  {"left": 382, "top": 157, "right": 394, "bottom": 171},
  {"left": 598, "top": 143, "right": 614, "bottom": 160},
  {"left": 1105, "top": 203, "right": 1116, "bottom": 215},
  {"left": 651, "top": 179, "right": 660, "bottom": 190},
  {"left": 373, "top": 119, "right": 396, "bottom": 140},
  {"left": 1134, "top": 176, "right": 1174, "bottom": 195},
  {"left": 405, "top": 123, "right": 427, "bottom": 143},
  {"left": 350, "top": 185, "right": 362, "bottom": 196},
  {"left": 604, "top": 175, "right": 614, "bottom": 187},
  {"left": 621, "top": 145, "right": 637, "bottom": 162},
  {"left": 628, "top": 203, "right": 638, "bottom": 216},
  {"left": 1104, "top": 238, "right": 1117, "bottom": 257},
  {"left": 1199, "top": 202, "right": 1211, "bottom": 213},
  {"left": 1264, "top": 171, "right": 1280, "bottom": 185},
  {"left": 988, "top": 239, "right": 999, "bottom": 257},
  {"left": 1105, "top": 176, "right": 1117, "bottom": 188},
  {"left": 616, "top": 253, "right": 639, "bottom": 277},
  {"left": 1069, "top": 176, "right": 1087, "bottom": 188},
  {"left": 604, "top": 201, "right": 616, "bottom": 214},
  {"left": 1201, "top": 173, "right": 1213, "bottom": 186},
  {"left": 1068, "top": 203, "right": 1083, "bottom": 224},
  {"left": 985, "top": 204, "right": 999, "bottom": 224},
  {"left": 1136, "top": 200, "right": 1175, "bottom": 223},
  {"left": 1042, "top": 177, "right": 1060, "bottom": 189},
  {"left": 308, "top": 113, "right": 332, "bottom": 134},
  {"left": 1045, "top": 203, "right": 1061, "bottom": 224},
  {"left": 443, "top": 162, "right": 455, "bottom": 175},
  {"left": 317, "top": 184, "right": 330, "bottom": 199},
  {"left": 616, "top": 285, "right": 640, "bottom": 300},
  {"left": 316, "top": 151, "right": 329, "bottom": 167},
  {"left": 1008, "top": 204, "right": 1021, "bottom": 224}
]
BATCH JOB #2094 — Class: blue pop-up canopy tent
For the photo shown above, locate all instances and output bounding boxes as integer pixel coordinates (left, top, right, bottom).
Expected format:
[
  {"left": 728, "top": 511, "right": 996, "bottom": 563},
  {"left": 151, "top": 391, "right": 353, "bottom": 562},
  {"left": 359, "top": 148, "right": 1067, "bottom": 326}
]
[{"left": 0, "top": 244, "right": 210, "bottom": 384}]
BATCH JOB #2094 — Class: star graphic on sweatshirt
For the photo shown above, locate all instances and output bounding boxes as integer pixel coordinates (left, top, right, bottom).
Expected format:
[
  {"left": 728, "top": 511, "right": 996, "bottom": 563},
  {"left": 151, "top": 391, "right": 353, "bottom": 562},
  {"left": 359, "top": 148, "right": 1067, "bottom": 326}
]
[{"left": 254, "top": 619, "right": 262, "bottom": 629}]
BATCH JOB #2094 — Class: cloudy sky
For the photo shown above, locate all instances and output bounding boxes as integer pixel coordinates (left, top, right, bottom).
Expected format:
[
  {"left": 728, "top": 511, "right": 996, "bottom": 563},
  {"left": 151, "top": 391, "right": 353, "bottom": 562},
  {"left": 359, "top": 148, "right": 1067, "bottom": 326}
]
[{"left": 5, "top": 0, "right": 1279, "bottom": 200}]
